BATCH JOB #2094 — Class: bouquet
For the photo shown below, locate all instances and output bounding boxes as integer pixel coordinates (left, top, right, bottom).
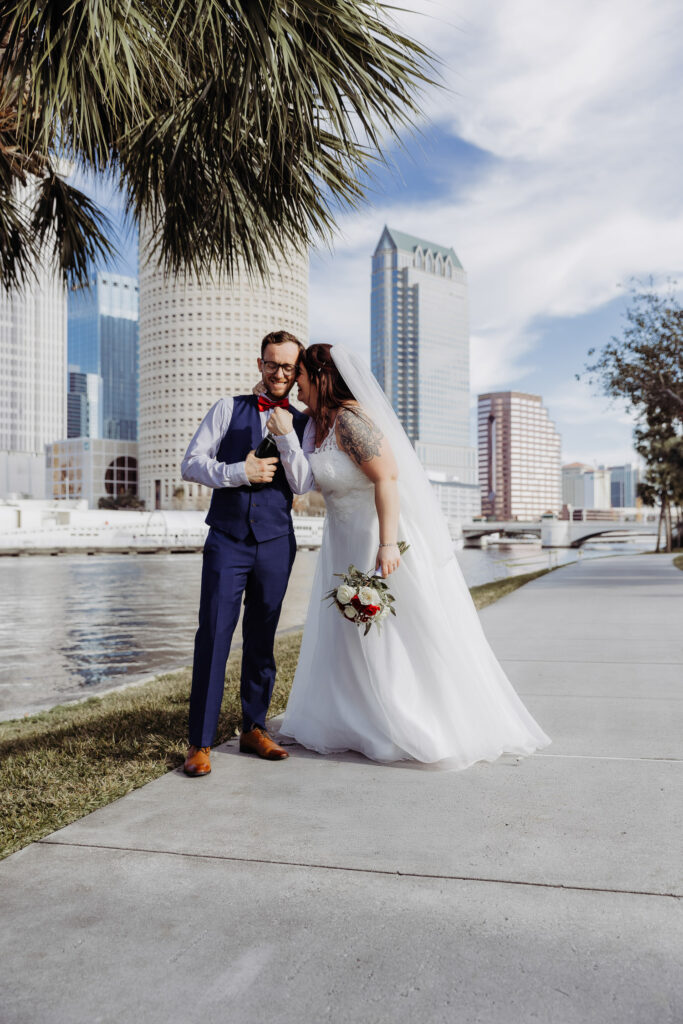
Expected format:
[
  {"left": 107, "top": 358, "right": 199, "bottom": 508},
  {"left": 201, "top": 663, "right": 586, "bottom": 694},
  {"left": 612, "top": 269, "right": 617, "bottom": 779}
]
[{"left": 324, "top": 541, "right": 409, "bottom": 635}]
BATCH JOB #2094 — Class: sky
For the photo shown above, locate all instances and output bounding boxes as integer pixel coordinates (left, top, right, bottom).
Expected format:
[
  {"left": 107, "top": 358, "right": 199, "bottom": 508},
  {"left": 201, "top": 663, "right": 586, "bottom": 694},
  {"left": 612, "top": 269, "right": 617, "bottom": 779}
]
[{"left": 102, "top": 0, "right": 683, "bottom": 468}]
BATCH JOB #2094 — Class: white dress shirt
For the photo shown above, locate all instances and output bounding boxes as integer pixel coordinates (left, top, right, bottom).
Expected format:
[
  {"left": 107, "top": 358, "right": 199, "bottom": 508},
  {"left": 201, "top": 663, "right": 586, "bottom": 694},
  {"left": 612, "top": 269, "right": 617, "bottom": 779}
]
[{"left": 181, "top": 397, "right": 316, "bottom": 494}]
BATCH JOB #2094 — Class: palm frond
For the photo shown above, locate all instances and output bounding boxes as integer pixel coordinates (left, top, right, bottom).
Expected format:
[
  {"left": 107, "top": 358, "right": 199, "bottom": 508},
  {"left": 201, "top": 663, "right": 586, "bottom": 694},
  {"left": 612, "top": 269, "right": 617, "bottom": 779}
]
[
  {"left": 31, "top": 172, "right": 118, "bottom": 288},
  {"left": 1, "top": 0, "right": 437, "bottom": 287},
  {"left": 0, "top": 183, "right": 36, "bottom": 288}
]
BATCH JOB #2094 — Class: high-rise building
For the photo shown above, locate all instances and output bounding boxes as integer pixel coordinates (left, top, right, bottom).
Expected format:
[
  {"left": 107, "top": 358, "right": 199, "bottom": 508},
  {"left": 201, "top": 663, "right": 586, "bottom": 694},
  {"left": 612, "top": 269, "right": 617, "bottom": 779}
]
[
  {"left": 0, "top": 254, "right": 67, "bottom": 499},
  {"left": 562, "top": 462, "right": 592, "bottom": 507},
  {"left": 609, "top": 463, "right": 640, "bottom": 507},
  {"left": 138, "top": 239, "right": 308, "bottom": 510},
  {"left": 584, "top": 466, "right": 612, "bottom": 510},
  {"left": 68, "top": 273, "right": 139, "bottom": 441},
  {"left": 67, "top": 368, "right": 102, "bottom": 439},
  {"left": 478, "top": 392, "right": 562, "bottom": 519},
  {"left": 427, "top": 473, "right": 481, "bottom": 531},
  {"left": 371, "top": 226, "right": 476, "bottom": 482}
]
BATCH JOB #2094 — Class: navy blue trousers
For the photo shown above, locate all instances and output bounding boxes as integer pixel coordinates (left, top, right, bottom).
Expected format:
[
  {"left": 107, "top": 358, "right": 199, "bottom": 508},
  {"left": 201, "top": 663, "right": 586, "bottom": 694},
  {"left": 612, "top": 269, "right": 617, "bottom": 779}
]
[{"left": 188, "top": 527, "right": 297, "bottom": 747}]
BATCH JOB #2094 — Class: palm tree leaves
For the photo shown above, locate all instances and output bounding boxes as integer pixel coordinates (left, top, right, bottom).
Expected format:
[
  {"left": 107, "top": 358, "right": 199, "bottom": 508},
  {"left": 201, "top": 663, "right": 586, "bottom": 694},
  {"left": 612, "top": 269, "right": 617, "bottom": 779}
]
[
  {"left": 0, "top": 0, "right": 435, "bottom": 290},
  {"left": 32, "top": 173, "right": 118, "bottom": 287}
]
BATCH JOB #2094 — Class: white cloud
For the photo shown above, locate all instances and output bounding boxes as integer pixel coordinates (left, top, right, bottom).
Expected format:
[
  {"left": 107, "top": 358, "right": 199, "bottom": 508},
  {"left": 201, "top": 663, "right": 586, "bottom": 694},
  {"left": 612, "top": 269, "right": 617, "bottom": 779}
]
[{"left": 310, "top": 0, "right": 683, "bottom": 460}]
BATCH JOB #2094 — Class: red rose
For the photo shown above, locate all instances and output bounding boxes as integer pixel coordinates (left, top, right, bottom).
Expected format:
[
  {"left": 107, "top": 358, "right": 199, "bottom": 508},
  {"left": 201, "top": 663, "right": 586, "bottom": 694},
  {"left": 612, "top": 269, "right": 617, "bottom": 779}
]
[
  {"left": 365, "top": 604, "right": 381, "bottom": 616},
  {"left": 351, "top": 596, "right": 362, "bottom": 609}
]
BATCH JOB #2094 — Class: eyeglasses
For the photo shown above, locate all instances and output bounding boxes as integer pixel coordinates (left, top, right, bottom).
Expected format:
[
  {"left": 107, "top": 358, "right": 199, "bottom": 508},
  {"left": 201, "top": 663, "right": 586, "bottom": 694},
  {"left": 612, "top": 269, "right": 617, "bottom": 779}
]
[{"left": 262, "top": 361, "right": 298, "bottom": 377}]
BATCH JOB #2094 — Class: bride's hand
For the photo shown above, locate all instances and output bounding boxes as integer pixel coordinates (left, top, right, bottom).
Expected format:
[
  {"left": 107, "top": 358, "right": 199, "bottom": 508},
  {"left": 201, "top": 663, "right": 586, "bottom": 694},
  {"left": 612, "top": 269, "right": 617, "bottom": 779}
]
[
  {"left": 376, "top": 543, "right": 400, "bottom": 578},
  {"left": 266, "top": 407, "right": 294, "bottom": 436},
  {"left": 252, "top": 380, "right": 267, "bottom": 395}
]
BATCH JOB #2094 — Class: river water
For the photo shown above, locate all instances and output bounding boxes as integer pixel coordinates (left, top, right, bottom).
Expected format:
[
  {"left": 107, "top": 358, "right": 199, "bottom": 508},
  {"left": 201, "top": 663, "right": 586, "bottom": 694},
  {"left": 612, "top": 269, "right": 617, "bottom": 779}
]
[{"left": 0, "top": 539, "right": 653, "bottom": 719}]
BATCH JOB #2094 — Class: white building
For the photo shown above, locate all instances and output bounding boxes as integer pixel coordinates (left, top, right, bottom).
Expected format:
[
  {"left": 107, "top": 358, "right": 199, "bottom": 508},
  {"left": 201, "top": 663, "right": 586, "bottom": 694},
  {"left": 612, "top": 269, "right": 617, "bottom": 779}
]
[
  {"left": 0, "top": 229, "right": 67, "bottom": 499},
  {"left": 138, "top": 237, "right": 308, "bottom": 510},
  {"left": 45, "top": 438, "right": 138, "bottom": 508},
  {"left": 584, "top": 467, "right": 612, "bottom": 510},
  {"left": 428, "top": 474, "right": 481, "bottom": 534},
  {"left": 563, "top": 463, "right": 616, "bottom": 510},
  {"left": 478, "top": 392, "right": 562, "bottom": 519},
  {"left": 371, "top": 226, "right": 476, "bottom": 482},
  {"left": 562, "top": 462, "right": 592, "bottom": 507}
]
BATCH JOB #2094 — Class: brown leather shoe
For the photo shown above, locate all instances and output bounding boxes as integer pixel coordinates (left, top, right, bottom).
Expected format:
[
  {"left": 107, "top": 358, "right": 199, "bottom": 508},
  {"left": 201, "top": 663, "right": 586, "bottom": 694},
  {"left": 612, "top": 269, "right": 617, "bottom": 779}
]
[
  {"left": 183, "top": 745, "right": 211, "bottom": 776},
  {"left": 239, "top": 726, "right": 289, "bottom": 760}
]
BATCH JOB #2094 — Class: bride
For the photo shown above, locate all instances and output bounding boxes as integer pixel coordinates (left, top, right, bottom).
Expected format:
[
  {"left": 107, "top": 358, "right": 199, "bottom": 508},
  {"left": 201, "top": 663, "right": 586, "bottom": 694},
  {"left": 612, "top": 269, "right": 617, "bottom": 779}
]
[{"left": 268, "top": 343, "right": 551, "bottom": 769}]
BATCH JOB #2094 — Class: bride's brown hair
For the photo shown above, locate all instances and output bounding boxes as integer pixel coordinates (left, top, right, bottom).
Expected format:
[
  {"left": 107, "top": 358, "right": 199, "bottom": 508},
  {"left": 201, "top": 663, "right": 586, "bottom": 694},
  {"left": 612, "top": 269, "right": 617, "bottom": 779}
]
[{"left": 304, "top": 343, "right": 356, "bottom": 440}]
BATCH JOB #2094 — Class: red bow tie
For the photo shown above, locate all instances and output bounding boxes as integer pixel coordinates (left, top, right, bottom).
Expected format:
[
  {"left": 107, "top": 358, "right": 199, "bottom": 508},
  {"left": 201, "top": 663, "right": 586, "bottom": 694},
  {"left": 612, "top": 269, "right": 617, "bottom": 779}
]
[{"left": 258, "top": 396, "right": 290, "bottom": 412}]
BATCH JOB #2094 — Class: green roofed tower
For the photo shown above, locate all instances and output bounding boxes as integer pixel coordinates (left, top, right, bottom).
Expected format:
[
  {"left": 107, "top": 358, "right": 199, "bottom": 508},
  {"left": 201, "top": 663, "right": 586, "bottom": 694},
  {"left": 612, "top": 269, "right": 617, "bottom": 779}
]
[{"left": 371, "top": 226, "right": 477, "bottom": 485}]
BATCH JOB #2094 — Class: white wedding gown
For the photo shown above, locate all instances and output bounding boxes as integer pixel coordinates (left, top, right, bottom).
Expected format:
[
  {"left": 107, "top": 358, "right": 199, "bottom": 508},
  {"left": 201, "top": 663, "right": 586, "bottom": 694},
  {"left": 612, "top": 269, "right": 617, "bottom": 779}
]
[{"left": 280, "top": 426, "right": 551, "bottom": 769}]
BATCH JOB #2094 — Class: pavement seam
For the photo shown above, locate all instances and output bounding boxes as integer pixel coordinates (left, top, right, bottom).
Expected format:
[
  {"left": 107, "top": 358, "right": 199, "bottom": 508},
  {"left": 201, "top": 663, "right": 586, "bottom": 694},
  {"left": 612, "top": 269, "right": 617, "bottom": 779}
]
[
  {"left": 533, "top": 753, "right": 682, "bottom": 762},
  {"left": 519, "top": 694, "right": 683, "bottom": 702},
  {"left": 37, "top": 838, "right": 681, "bottom": 900},
  {"left": 498, "top": 658, "right": 683, "bottom": 665}
]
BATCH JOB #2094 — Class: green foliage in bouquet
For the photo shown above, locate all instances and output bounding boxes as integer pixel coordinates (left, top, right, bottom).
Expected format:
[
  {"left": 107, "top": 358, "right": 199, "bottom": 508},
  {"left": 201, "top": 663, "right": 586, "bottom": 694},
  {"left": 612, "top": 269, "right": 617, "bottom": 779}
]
[{"left": 324, "top": 541, "right": 410, "bottom": 636}]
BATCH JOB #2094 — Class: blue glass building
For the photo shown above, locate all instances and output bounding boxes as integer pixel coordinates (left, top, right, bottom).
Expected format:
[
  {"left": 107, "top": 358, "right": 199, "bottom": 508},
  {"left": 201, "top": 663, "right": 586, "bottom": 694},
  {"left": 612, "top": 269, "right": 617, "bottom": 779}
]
[
  {"left": 67, "top": 369, "right": 102, "bottom": 438},
  {"left": 371, "top": 227, "right": 476, "bottom": 482},
  {"left": 609, "top": 463, "right": 640, "bottom": 507},
  {"left": 68, "top": 273, "right": 139, "bottom": 440}
]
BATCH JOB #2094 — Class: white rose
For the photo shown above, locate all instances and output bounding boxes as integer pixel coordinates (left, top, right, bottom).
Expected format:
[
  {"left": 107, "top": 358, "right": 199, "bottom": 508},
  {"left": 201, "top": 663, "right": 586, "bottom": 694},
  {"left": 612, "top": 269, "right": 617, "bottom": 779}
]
[
  {"left": 336, "top": 584, "right": 355, "bottom": 605},
  {"left": 358, "top": 586, "right": 381, "bottom": 606},
  {"left": 343, "top": 605, "right": 358, "bottom": 619}
]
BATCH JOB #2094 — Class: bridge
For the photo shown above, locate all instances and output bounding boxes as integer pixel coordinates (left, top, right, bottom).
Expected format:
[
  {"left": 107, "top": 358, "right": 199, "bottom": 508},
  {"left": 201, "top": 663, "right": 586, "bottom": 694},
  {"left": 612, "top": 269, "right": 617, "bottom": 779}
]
[{"left": 462, "top": 514, "right": 659, "bottom": 548}]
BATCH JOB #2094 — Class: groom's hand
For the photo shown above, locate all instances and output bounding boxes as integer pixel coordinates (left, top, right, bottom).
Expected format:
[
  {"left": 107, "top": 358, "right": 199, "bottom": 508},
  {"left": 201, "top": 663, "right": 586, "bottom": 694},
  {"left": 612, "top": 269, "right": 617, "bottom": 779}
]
[
  {"left": 266, "top": 408, "right": 294, "bottom": 436},
  {"left": 245, "top": 451, "right": 279, "bottom": 484}
]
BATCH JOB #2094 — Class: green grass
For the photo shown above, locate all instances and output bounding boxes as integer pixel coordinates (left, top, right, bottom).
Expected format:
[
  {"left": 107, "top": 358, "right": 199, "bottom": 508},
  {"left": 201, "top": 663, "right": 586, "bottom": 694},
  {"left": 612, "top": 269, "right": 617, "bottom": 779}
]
[
  {"left": 0, "top": 634, "right": 302, "bottom": 861},
  {"left": 674, "top": 554, "right": 683, "bottom": 572},
  {"left": 0, "top": 569, "right": 553, "bottom": 861},
  {"left": 469, "top": 567, "right": 552, "bottom": 609}
]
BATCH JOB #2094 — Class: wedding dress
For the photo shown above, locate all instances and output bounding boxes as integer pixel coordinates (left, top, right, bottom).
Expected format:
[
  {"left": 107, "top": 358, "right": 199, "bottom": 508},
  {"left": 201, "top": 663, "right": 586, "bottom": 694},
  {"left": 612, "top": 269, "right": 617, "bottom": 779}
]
[{"left": 279, "top": 348, "right": 551, "bottom": 769}]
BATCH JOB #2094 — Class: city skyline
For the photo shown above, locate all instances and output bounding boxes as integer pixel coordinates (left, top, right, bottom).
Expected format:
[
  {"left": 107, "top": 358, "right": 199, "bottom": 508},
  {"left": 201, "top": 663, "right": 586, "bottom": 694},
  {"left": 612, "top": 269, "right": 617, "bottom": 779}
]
[{"left": 69, "top": 0, "right": 683, "bottom": 471}]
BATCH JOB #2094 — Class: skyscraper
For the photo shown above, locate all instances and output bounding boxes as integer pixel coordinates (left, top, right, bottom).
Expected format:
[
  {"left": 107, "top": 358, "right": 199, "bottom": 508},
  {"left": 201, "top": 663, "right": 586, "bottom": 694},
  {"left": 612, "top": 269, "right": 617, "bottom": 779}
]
[
  {"left": 478, "top": 392, "right": 562, "bottom": 519},
  {"left": 609, "top": 463, "right": 640, "bottom": 507},
  {"left": 68, "top": 273, "right": 139, "bottom": 441},
  {"left": 0, "top": 260, "right": 66, "bottom": 499},
  {"left": 371, "top": 226, "right": 476, "bottom": 482},
  {"left": 67, "top": 369, "right": 102, "bottom": 439},
  {"left": 584, "top": 467, "right": 612, "bottom": 510},
  {"left": 138, "top": 240, "right": 308, "bottom": 510},
  {"left": 561, "top": 462, "right": 592, "bottom": 507}
]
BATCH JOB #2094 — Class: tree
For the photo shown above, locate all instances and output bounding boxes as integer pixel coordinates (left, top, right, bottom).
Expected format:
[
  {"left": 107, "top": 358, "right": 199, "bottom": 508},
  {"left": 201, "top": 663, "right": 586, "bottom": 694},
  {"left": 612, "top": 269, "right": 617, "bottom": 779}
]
[
  {"left": 581, "top": 284, "right": 683, "bottom": 552},
  {"left": 634, "top": 419, "right": 683, "bottom": 551},
  {"left": 0, "top": 1, "right": 433, "bottom": 290},
  {"left": 98, "top": 490, "right": 145, "bottom": 510}
]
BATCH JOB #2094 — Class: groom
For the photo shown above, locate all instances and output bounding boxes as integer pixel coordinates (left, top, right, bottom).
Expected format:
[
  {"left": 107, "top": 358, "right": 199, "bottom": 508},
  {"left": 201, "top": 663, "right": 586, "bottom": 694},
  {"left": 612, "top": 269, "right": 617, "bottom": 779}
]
[{"left": 180, "top": 330, "right": 311, "bottom": 776}]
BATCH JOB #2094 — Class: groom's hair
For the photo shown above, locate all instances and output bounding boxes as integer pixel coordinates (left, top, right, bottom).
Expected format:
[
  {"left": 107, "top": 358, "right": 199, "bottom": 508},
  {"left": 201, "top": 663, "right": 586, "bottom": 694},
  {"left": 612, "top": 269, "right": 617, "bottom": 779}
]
[{"left": 260, "top": 330, "right": 305, "bottom": 359}]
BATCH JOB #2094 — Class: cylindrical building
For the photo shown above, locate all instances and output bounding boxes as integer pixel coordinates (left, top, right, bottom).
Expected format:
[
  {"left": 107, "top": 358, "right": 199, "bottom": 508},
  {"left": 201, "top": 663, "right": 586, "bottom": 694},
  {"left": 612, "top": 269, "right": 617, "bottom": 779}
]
[{"left": 138, "top": 241, "right": 308, "bottom": 511}]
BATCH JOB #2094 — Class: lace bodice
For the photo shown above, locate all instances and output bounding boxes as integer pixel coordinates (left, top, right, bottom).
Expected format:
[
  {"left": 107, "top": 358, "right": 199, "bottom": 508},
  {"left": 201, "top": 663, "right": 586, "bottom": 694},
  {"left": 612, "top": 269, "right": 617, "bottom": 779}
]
[{"left": 309, "top": 425, "right": 375, "bottom": 522}]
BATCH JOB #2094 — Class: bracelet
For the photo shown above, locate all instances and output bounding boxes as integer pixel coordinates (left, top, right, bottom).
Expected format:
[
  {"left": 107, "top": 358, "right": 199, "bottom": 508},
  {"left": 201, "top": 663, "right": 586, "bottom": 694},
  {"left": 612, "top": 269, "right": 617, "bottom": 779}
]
[{"left": 378, "top": 542, "right": 398, "bottom": 548}]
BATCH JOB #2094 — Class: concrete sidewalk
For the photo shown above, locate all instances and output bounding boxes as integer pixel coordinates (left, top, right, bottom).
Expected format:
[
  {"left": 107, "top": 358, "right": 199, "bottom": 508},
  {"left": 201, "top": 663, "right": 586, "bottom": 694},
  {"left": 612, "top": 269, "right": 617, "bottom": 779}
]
[{"left": 1, "top": 554, "right": 681, "bottom": 1023}]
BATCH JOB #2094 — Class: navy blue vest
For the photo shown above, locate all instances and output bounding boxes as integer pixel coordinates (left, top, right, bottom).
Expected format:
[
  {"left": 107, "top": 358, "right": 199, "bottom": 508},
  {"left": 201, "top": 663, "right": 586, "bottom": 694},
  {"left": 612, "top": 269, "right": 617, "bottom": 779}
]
[{"left": 205, "top": 395, "right": 308, "bottom": 542}]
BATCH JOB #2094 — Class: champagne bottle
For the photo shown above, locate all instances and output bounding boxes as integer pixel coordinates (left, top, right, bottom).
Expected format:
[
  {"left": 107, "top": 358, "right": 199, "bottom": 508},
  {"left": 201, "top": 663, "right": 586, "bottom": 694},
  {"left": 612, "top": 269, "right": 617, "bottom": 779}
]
[{"left": 250, "top": 434, "right": 279, "bottom": 491}]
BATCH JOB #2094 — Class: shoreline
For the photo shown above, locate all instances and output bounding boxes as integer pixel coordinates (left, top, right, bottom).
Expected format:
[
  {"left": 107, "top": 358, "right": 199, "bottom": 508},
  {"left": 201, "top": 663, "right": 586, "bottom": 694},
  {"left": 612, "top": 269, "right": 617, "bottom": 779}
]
[
  {"left": 0, "top": 622, "right": 308, "bottom": 724},
  {"left": 1, "top": 547, "right": 668, "bottom": 724},
  {"left": 1, "top": 570, "right": 556, "bottom": 725}
]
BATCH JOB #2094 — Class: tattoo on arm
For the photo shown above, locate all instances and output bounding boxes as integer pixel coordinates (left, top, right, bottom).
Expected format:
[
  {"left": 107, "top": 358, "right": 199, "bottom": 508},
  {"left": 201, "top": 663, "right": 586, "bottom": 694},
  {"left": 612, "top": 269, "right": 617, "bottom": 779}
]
[{"left": 337, "top": 408, "right": 384, "bottom": 465}]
